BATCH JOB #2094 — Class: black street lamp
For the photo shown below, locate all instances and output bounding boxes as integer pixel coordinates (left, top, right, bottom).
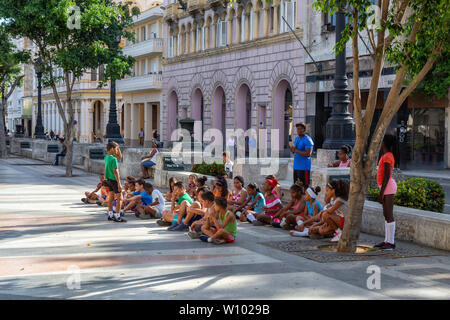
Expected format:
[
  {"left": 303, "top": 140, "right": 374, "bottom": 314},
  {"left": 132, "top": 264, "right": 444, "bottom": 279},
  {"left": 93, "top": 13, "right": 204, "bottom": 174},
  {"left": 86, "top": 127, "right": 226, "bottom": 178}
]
[
  {"left": 34, "top": 57, "right": 46, "bottom": 139},
  {"left": 322, "top": 3, "right": 355, "bottom": 149},
  {"left": 104, "top": 34, "right": 124, "bottom": 144}
]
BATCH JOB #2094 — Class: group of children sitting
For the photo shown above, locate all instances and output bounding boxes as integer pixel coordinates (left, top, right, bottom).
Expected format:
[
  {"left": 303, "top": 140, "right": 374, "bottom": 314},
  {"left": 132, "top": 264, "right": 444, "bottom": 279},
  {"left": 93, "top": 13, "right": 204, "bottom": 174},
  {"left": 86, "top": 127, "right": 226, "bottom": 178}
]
[
  {"left": 81, "top": 147, "right": 349, "bottom": 243},
  {"left": 82, "top": 174, "right": 166, "bottom": 221},
  {"left": 153, "top": 173, "right": 349, "bottom": 244}
]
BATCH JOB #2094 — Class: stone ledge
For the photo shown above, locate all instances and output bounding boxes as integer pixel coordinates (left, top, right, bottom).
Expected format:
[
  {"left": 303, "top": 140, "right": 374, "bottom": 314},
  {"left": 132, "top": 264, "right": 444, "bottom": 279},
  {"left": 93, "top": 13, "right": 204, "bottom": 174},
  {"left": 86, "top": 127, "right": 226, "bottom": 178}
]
[{"left": 362, "top": 200, "right": 449, "bottom": 251}]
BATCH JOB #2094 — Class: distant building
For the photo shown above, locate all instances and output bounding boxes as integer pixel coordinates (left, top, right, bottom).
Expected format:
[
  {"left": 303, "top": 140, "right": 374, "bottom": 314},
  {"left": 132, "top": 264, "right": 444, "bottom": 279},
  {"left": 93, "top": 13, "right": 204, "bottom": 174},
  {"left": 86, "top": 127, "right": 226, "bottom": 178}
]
[
  {"left": 117, "top": 0, "right": 164, "bottom": 147},
  {"left": 302, "top": 0, "right": 449, "bottom": 169},
  {"left": 162, "top": 0, "right": 306, "bottom": 156}
]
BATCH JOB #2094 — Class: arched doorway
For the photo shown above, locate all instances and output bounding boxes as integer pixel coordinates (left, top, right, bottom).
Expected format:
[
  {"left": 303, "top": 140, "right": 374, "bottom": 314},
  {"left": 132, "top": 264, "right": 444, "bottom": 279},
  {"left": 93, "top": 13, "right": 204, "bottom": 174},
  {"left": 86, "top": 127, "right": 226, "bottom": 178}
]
[
  {"left": 212, "top": 86, "right": 226, "bottom": 147},
  {"left": 236, "top": 83, "right": 252, "bottom": 154},
  {"left": 92, "top": 101, "right": 103, "bottom": 141},
  {"left": 168, "top": 90, "right": 178, "bottom": 141},
  {"left": 192, "top": 88, "right": 204, "bottom": 142},
  {"left": 273, "top": 80, "right": 293, "bottom": 157}
]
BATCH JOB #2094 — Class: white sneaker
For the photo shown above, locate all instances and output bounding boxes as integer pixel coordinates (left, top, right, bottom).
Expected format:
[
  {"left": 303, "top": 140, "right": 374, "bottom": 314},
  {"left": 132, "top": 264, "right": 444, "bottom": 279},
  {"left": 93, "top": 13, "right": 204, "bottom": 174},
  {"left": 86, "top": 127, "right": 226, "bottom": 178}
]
[
  {"left": 280, "top": 218, "right": 287, "bottom": 228},
  {"left": 330, "top": 229, "right": 342, "bottom": 242}
]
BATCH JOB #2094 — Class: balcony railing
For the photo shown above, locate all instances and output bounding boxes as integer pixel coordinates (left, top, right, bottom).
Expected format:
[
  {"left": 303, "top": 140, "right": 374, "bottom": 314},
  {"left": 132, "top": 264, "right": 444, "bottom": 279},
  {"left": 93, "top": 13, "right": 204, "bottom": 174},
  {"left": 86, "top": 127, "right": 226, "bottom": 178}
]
[
  {"left": 122, "top": 38, "right": 163, "bottom": 58},
  {"left": 165, "top": 3, "right": 180, "bottom": 19},
  {"left": 116, "top": 73, "right": 162, "bottom": 93}
]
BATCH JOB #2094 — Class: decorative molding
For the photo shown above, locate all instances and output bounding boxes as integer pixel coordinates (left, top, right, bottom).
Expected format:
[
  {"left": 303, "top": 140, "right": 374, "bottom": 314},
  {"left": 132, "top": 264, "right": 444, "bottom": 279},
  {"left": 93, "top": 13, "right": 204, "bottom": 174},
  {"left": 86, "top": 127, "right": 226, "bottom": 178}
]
[{"left": 163, "top": 29, "right": 302, "bottom": 65}]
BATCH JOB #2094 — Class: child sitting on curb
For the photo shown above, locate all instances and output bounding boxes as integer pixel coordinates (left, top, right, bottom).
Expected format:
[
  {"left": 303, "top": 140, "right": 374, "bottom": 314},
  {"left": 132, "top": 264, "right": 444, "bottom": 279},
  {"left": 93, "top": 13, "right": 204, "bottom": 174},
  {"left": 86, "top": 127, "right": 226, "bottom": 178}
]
[
  {"left": 82, "top": 174, "right": 105, "bottom": 204},
  {"left": 283, "top": 186, "right": 321, "bottom": 230},
  {"left": 135, "top": 182, "right": 165, "bottom": 219},
  {"left": 200, "top": 197, "right": 237, "bottom": 245},
  {"left": 227, "top": 176, "right": 248, "bottom": 213},
  {"left": 236, "top": 183, "right": 265, "bottom": 222},
  {"left": 186, "top": 174, "right": 198, "bottom": 197},
  {"left": 188, "top": 190, "right": 215, "bottom": 239},
  {"left": 247, "top": 178, "right": 282, "bottom": 226},
  {"left": 272, "top": 182, "right": 306, "bottom": 229},
  {"left": 290, "top": 179, "right": 348, "bottom": 240},
  {"left": 157, "top": 182, "right": 193, "bottom": 228},
  {"left": 170, "top": 186, "right": 208, "bottom": 231},
  {"left": 165, "top": 177, "right": 177, "bottom": 202}
]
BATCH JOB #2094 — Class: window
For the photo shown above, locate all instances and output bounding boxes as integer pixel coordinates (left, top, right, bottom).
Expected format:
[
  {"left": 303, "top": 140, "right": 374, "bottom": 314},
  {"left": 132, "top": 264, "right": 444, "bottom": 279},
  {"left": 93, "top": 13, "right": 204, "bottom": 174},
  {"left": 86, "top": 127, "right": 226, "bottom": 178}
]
[
  {"left": 281, "top": 0, "right": 295, "bottom": 33},
  {"left": 202, "top": 26, "right": 205, "bottom": 50},
  {"left": 241, "top": 13, "right": 245, "bottom": 42},
  {"left": 99, "top": 65, "right": 104, "bottom": 81},
  {"left": 177, "top": 34, "right": 180, "bottom": 55},
  {"left": 249, "top": 10, "right": 254, "bottom": 40},
  {"left": 221, "top": 20, "right": 227, "bottom": 46},
  {"left": 141, "top": 26, "right": 146, "bottom": 41},
  {"left": 216, "top": 20, "right": 227, "bottom": 47},
  {"left": 151, "top": 57, "right": 158, "bottom": 73},
  {"left": 196, "top": 28, "right": 200, "bottom": 51},
  {"left": 168, "top": 35, "right": 174, "bottom": 58},
  {"left": 90, "top": 69, "right": 97, "bottom": 81}
]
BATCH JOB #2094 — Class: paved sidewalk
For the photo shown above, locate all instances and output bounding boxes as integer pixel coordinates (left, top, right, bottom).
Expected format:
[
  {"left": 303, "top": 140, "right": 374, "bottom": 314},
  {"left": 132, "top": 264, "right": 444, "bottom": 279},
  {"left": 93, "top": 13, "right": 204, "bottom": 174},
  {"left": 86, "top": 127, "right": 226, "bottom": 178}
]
[{"left": 0, "top": 156, "right": 449, "bottom": 300}]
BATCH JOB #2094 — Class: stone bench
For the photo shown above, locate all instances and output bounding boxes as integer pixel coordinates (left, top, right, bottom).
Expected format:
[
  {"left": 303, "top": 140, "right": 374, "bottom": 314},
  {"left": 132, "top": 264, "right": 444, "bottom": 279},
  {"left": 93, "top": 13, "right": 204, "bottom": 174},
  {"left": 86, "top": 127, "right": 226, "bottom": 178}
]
[
  {"left": 20, "top": 142, "right": 31, "bottom": 149},
  {"left": 89, "top": 148, "right": 105, "bottom": 160},
  {"left": 47, "top": 144, "right": 60, "bottom": 153}
]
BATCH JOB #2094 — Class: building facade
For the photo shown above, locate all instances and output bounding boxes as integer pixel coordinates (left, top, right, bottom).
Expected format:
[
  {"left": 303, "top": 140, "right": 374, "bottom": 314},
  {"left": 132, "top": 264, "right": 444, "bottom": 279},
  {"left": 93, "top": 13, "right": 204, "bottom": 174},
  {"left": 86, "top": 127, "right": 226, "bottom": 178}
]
[
  {"left": 31, "top": 66, "right": 118, "bottom": 143},
  {"left": 162, "top": 0, "right": 306, "bottom": 156},
  {"left": 303, "top": 0, "right": 449, "bottom": 169},
  {"left": 117, "top": 0, "right": 164, "bottom": 147},
  {"left": 7, "top": 38, "right": 34, "bottom": 137}
]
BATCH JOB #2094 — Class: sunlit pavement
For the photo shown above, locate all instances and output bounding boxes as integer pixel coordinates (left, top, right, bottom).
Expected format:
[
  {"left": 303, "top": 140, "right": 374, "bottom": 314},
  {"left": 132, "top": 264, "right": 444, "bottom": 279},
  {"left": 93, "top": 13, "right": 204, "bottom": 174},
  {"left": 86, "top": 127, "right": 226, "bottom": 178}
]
[{"left": 1, "top": 156, "right": 449, "bottom": 300}]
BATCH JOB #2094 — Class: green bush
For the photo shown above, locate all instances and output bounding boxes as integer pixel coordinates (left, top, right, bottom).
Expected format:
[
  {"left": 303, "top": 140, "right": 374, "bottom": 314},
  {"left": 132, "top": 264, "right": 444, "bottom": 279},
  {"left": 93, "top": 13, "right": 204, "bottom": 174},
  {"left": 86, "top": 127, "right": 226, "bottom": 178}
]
[
  {"left": 367, "top": 177, "right": 445, "bottom": 213},
  {"left": 192, "top": 161, "right": 226, "bottom": 177}
]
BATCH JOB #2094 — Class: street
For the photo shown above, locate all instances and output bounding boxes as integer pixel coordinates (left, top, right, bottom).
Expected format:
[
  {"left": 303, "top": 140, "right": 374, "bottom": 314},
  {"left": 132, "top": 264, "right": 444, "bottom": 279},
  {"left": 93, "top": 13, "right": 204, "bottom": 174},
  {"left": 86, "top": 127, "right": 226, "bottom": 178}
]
[{"left": 0, "top": 156, "right": 449, "bottom": 300}]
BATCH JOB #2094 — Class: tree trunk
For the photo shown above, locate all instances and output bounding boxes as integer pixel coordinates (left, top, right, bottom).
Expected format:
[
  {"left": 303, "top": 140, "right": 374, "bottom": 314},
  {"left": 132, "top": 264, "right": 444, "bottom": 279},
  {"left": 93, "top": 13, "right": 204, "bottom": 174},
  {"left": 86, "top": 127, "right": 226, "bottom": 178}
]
[
  {"left": 337, "top": 171, "right": 368, "bottom": 252},
  {"left": 65, "top": 122, "right": 74, "bottom": 177},
  {"left": 337, "top": 126, "right": 371, "bottom": 252},
  {"left": 0, "top": 100, "right": 7, "bottom": 158}
]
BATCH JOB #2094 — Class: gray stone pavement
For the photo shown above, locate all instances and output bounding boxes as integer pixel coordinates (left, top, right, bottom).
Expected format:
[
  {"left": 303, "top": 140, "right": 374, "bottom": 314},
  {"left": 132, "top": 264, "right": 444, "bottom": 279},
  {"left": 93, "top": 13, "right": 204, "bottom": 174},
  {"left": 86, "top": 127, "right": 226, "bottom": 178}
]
[{"left": 0, "top": 156, "right": 449, "bottom": 300}]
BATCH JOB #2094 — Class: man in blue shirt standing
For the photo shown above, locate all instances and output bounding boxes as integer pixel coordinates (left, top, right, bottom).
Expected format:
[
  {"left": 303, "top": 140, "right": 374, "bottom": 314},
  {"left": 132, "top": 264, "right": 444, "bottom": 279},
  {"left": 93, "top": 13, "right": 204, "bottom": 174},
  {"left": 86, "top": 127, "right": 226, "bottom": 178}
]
[{"left": 290, "top": 123, "right": 314, "bottom": 187}]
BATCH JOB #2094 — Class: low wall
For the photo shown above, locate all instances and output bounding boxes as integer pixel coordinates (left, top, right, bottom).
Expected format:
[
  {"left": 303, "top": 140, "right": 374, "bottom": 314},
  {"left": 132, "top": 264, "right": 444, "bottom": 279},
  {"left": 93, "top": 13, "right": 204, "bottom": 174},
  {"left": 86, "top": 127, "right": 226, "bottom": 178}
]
[{"left": 362, "top": 200, "right": 450, "bottom": 251}]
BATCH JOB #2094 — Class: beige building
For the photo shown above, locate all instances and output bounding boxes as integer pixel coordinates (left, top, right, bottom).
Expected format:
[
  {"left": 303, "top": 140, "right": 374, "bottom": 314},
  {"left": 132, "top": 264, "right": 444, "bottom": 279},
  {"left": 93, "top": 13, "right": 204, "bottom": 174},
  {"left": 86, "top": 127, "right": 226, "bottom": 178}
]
[
  {"left": 118, "top": 0, "right": 164, "bottom": 147},
  {"left": 32, "top": 66, "right": 117, "bottom": 143}
]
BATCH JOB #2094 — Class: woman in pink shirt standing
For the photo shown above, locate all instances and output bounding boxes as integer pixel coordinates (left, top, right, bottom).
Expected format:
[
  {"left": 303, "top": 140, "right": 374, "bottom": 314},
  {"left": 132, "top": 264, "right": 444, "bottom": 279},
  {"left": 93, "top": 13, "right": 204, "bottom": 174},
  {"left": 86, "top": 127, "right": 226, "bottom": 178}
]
[{"left": 328, "top": 145, "right": 351, "bottom": 168}]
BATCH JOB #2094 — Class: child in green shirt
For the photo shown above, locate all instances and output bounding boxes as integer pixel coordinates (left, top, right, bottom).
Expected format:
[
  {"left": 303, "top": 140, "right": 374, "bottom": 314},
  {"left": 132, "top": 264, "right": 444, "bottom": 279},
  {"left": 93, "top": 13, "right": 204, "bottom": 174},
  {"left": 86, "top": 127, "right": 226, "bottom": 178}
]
[
  {"left": 104, "top": 142, "right": 126, "bottom": 222},
  {"left": 200, "top": 197, "right": 236, "bottom": 245}
]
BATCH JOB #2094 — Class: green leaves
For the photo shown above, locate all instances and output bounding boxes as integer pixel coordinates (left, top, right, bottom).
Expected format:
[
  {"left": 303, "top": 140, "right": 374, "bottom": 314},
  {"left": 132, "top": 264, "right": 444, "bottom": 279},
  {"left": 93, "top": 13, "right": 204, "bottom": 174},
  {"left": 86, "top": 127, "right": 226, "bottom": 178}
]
[
  {"left": 367, "top": 177, "right": 445, "bottom": 213},
  {"left": 0, "top": 0, "right": 136, "bottom": 87}
]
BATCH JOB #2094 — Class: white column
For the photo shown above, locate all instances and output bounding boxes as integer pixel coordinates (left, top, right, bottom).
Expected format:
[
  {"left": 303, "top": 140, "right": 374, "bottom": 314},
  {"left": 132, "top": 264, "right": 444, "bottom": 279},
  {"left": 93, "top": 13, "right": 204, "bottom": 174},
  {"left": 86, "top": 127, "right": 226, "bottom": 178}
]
[
  {"left": 51, "top": 103, "right": 56, "bottom": 131},
  {"left": 131, "top": 103, "right": 139, "bottom": 146},
  {"left": 87, "top": 102, "right": 94, "bottom": 143},
  {"left": 124, "top": 103, "right": 131, "bottom": 144},
  {"left": 144, "top": 102, "right": 153, "bottom": 147}
]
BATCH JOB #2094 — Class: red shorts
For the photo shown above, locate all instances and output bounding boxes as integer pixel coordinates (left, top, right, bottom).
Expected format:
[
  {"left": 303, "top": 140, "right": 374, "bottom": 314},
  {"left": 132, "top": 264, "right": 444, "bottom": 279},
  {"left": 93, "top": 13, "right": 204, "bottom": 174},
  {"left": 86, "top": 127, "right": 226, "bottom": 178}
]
[
  {"left": 213, "top": 227, "right": 235, "bottom": 243},
  {"left": 340, "top": 217, "right": 345, "bottom": 230}
]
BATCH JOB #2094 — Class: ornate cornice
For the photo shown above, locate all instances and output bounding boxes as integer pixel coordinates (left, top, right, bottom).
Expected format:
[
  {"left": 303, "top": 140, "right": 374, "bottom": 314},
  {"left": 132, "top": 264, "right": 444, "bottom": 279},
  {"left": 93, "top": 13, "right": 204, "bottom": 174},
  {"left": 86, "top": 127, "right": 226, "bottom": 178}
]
[{"left": 163, "top": 29, "right": 303, "bottom": 65}]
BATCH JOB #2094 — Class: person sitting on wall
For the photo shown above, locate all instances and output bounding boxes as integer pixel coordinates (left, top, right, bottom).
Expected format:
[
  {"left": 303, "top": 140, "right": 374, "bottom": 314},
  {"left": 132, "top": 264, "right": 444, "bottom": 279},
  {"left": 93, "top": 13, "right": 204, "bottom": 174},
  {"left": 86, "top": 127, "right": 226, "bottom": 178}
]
[
  {"left": 52, "top": 138, "right": 66, "bottom": 166},
  {"left": 328, "top": 145, "right": 352, "bottom": 168},
  {"left": 140, "top": 140, "right": 159, "bottom": 179}
]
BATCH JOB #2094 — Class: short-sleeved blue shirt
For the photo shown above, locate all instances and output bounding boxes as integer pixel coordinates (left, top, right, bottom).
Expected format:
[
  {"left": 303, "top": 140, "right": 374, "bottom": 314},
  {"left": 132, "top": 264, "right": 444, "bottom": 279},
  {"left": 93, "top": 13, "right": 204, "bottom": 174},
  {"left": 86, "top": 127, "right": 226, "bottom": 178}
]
[
  {"left": 137, "top": 191, "right": 153, "bottom": 206},
  {"left": 293, "top": 135, "right": 314, "bottom": 170}
]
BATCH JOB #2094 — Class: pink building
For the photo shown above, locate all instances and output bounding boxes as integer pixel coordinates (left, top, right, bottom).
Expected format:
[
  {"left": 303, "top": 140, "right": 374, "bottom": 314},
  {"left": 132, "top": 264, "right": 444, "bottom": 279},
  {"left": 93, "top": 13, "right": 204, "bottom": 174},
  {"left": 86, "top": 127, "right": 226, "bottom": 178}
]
[{"left": 162, "top": 0, "right": 306, "bottom": 156}]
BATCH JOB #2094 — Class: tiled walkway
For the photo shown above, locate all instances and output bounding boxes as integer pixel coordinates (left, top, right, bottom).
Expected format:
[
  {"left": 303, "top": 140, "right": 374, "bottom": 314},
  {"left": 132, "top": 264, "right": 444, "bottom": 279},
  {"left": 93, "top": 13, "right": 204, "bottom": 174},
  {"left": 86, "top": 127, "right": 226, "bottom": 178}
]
[{"left": 0, "top": 156, "right": 449, "bottom": 299}]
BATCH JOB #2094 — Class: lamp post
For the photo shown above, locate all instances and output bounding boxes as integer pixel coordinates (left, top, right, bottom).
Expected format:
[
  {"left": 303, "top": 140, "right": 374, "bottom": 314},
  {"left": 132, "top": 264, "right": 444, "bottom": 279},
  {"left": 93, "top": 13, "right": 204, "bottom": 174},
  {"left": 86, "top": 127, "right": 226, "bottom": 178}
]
[
  {"left": 322, "top": 3, "right": 355, "bottom": 149},
  {"left": 104, "top": 33, "right": 124, "bottom": 144},
  {"left": 34, "top": 57, "right": 46, "bottom": 139}
]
